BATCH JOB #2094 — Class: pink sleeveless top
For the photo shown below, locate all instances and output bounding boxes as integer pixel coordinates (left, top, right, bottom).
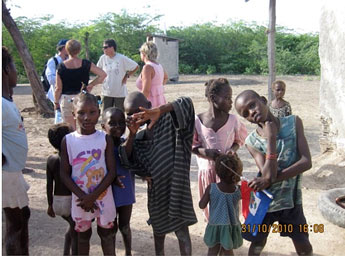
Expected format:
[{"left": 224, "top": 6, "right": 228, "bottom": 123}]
[{"left": 136, "top": 61, "right": 166, "bottom": 108}]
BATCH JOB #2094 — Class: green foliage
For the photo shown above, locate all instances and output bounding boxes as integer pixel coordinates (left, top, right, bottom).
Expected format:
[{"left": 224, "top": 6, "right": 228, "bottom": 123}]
[{"left": 2, "top": 12, "right": 320, "bottom": 80}]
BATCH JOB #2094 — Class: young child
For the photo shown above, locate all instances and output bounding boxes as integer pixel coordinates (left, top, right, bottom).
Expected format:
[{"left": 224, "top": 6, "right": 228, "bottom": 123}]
[
  {"left": 235, "top": 90, "right": 313, "bottom": 256},
  {"left": 199, "top": 154, "right": 243, "bottom": 255},
  {"left": 192, "top": 78, "right": 247, "bottom": 220},
  {"left": 59, "top": 91, "right": 123, "bottom": 255},
  {"left": 2, "top": 46, "right": 30, "bottom": 255},
  {"left": 102, "top": 107, "right": 135, "bottom": 255},
  {"left": 121, "top": 91, "right": 197, "bottom": 255},
  {"left": 47, "top": 123, "right": 77, "bottom": 255},
  {"left": 269, "top": 80, "right": 292, "bottom": 117}
]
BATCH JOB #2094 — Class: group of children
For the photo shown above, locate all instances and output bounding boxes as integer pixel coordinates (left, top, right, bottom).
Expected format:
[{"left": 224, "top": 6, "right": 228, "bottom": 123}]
[{"left": 43, "top": 73, "right": 314, "bottom": 256}]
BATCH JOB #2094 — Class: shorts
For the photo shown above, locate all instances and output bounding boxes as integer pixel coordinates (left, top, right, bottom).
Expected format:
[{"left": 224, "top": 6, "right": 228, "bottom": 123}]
[
  {"left": 60, "top": 94, "right": 77, "bottom": 119},
  {"left": 75, "top": 218, "right": 114, "bottom": 232},
  {"left": 53, "top": 195, "right": 72, "bottom": 217},
  {"left": 2, "top": 171, "right": 30, "bottom": 209},
  {"left": 101, "top": 96, "right": 125, "bottom": 112},
  {"left": 242, "top": 204, "right": 309, "bottom": 242}
]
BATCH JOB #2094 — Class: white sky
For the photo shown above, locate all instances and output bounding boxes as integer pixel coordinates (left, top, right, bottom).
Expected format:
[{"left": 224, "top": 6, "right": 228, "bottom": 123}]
[{"left": 8, "top": 0, "right": 324, "bottom": 33}]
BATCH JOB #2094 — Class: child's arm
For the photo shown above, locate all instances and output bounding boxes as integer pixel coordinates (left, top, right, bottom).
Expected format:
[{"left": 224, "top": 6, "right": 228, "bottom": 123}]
[
  {"left": 60, "top": 137, "right": 97, "bottom": 212},
  {"left": 246, "top": 121, "right": 278, "bottom": 190},
  {"left": 133, "top": 103, "right": 174, "bottom": 129},
  {"left": 80, "top": 135, "right": 123, "bottom": 209},
  {"left": 46, "top": 157, "right": 55, "bottom": 218},
  {"left": 199, "top": 185, "right": 211, "bottom": 209},
  {"left": 192, "top": 128, "right": 221, "bottom": 161},
  {"left": 274, "top": 116, "right": 311, "bottom": 182}
]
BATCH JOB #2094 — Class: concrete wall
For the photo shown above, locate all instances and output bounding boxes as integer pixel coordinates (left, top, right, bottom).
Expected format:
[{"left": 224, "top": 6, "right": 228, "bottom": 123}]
[
  {"left": 151, "top": 37, "right": 179, "bottom": 81},
  {"left": 319, "top": 3, "right": 345, "bottom": 153}
]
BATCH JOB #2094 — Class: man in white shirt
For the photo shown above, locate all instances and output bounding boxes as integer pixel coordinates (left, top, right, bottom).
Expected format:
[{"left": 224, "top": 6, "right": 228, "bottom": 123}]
[
  {"left": 97, "top": 39, "right": 139, "bottom": 112},
  {"left": 46, "top": 39, "right": 69, "bottom": 103}
]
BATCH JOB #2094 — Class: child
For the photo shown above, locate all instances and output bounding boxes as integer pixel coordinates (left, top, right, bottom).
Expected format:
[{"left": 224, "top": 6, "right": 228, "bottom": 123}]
[
  {"left": 192, "top": 78, "right": 247, "bottom": 220},
  {"left": 47, "top": 123, "right": 77, "bottom": 255},
  {"left": 2, "top": 46, "right": 30, "bottom": 255},
  {"left": 59, "top": 91, "right": 124, "bottom": 255},
  {"left": 120, "top": 91, "right": 197, "bottom": 255},
  {"left": 199, "top": 154, "right": 243, "bottom": 255},
  {"left": 235, "top": 90, "right": 313, "bottom": 256},
  {"left": 269, "top": 80, "right": 292, "bottom": 117},
  {"left": 102, "top": 107, "right": 135, "bottom": 255}
]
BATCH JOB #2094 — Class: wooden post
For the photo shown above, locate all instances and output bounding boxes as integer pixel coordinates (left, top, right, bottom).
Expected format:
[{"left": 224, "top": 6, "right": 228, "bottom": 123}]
[
  {"left": 267, "top": 0, "right": 276, "bottom": 103},
  {"left": 2, "top": 0, "right": 53, "bottom": 116}
]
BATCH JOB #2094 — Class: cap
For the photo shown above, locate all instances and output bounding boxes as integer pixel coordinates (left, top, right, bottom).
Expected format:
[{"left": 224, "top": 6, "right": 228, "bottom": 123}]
[{"left": 57, "top": 39, "right": 68, "bottom": 47}]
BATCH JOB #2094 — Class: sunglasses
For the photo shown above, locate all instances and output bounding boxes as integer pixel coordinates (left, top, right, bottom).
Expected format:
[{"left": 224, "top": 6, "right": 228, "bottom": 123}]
[{"left": 103, "top": 45, "right": 110, "bottom": 49}]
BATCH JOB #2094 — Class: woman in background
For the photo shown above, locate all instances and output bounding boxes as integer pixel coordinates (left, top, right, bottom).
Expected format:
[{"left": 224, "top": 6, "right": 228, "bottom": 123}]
[{"left": 136, "top": 41, "right": 168, "bottom": 107}]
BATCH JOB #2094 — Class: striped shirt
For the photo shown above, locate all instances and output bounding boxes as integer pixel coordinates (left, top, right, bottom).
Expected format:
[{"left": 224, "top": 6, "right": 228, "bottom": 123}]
[{"left": 120, "top": 97, "right": 197, "bottom": 234}]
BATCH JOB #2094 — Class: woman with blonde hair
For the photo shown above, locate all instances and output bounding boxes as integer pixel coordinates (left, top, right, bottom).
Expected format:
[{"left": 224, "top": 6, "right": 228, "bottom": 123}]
[
  {"left": 54, "top": 39, "right": 106, "bottom": 129},
  {"left": 136, "top": 41, "right": 168, "bottom": 107}
]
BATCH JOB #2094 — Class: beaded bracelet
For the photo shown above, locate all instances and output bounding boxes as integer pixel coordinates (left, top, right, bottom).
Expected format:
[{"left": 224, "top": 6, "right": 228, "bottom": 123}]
[{"left": 265, "top": 153, "right": 278, "bottom": 160}]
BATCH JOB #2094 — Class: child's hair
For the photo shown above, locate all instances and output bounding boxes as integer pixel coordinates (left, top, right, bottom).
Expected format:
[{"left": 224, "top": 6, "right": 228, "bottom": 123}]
[
  {"left": 102, "top": 107, "right": 125, "bottom": 124},
  {"left": 204, "top": 78, "right": 230, "bottom": 99},
  {"left": 215, "top": 154, "right": 243, "bottom": 183},
  {"left": 2, "top": 46, "right": 13, "bottom": 71},
  {"left": 48, "top": 123, "right": 73, "bottom": 151},
  {"left": 272, "top": 80, "right": 286, "bottom": 90},
  {"left": 73, "top": 90, "right": 99, "bottom": 109}
]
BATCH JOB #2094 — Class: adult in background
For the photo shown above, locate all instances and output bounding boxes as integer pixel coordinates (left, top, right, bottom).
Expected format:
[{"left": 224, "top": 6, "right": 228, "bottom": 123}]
[
  {"left": 97, "top": 39, "right": 139, "bottom": 112},
  {"left": 46, "top": 39, "right": 69, "bottom": 104},
  {"left": 136, "top": 41, "right": 168, "bottom": 107},
  {"left": 54, "top": 39, "right": 106, "bottom": 130},
  {"left": 2, "top": 46, "right": 30, "bottom": 255}
]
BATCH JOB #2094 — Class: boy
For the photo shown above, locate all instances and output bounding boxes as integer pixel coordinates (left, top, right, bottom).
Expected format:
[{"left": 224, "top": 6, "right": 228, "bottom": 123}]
[{"left": 120, "top": 91, "right": 197, "bottom": 255}]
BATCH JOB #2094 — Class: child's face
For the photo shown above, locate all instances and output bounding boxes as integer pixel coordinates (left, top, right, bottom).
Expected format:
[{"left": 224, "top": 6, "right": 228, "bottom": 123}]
[
  {"left": 212, "top": 86, "right": 232, "bottom": 113},
  {"left": 103, "top": 111, "right": 126, "bottom": 139},
  {"left": 235, "top": 93, "right": 268, "bottom": 124},
  {"left": 74, "top": 100, "right": 100, "bottom": 134},
  {"left": 273, "top": 84, "right": 285, "bottom": 99}
]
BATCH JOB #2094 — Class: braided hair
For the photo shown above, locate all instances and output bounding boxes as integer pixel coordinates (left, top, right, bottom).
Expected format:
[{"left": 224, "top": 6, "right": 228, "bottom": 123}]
[
  {"left": 204, "top": 78, "right": 230, "bottom": 100},
  {"left": 215, "top": 154, "right": 243, "bottom": 184}
]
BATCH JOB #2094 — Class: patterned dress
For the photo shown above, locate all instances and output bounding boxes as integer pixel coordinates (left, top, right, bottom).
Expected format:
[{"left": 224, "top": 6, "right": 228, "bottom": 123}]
[
  {"left": 245, "top": 115, "right": 302, "bottom": 212},
  {"left": 192, "top": 114, "right": 247, "bottom": 220},
  {"left": 269, "top": 101, "right": 292, "bottom": 117},
  {"left": 204, "top": 184, "right": 243, "bottom": 250},
  {"left": 66, "top": 130, "right": 116, "bottom": 226},
  {"left": 119, "top": 97, "right": 197, "bottom": 234}
]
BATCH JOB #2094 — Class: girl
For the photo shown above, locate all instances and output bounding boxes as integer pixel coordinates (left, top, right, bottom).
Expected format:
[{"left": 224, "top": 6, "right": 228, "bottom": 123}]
[
  {"left": 192, "top": 78, "right": 247, "bottom": 220},
  {"left": 199, "top": 154, "right": 243, "bottom": 256},
  {"left": 60, "top": 91, "right": 123, "bottom": 255},
  {"left": 235, "top": 90, "right": 313, "bottom": 256},
  {"left": 269, "top": 80, "right": 292, "bottom": 117},
  {"left": 102, "top": 107, "right": 135, "bottom": 256}
]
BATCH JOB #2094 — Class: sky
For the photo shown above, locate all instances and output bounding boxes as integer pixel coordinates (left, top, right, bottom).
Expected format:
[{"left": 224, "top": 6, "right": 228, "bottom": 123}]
[{"left": 8, "top": 0, "right": 324, "bottom": 33}]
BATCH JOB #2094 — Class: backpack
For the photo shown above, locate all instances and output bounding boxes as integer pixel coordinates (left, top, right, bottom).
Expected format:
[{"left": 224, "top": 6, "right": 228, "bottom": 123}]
[{"left": 41, "top": 57, "right": 58, "bottom": 93}]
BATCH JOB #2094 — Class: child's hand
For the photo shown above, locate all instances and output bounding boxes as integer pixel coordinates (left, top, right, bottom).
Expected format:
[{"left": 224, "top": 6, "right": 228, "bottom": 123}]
[
  {"left": 47, "top": 205, "right": 56, "bottom": 218},
  {"left": 142, "top": 176, "right": 152, "bottom": 189},
  {"left": 248, "top": 177, "right": 271, "bottom": 191},
  {"left": 262, "top": 120, "right": 278, "bottom": 138},
  {"left": 126, "top": 116, "right": 140, "bottom": 135},
  {"left": 133, "top": 107, "right": 161, "bottom": 130},
  {"left": 77, "top": 194, "right": 98, "bottom": 213},
  {"left": 205, "top": 149, "right": 222, "bottom": 161},
  {"left": 114, "top": 176, "right": 125, "bottom": 188}
]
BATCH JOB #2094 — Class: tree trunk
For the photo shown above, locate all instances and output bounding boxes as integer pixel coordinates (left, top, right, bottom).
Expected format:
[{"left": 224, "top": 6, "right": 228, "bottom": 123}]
[
  {"left": 84, "top": 32, "right": 90, "bottom": 60},
  {"left": 267, "top": 0, "right": 276, "bottom": 103},
  {"left": 2, "top": 0, "right": 53, "bottom": 116}
]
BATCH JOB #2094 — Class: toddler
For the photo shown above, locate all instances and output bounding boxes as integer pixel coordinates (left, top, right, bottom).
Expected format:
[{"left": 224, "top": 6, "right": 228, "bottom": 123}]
[{"left": 269, "top": 80, "right": 292, "bottom": 117}]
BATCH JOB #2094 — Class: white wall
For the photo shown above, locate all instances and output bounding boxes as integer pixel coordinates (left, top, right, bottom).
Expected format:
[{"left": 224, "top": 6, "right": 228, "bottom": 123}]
[{"left": 319, "top": 2, "right": 345, "bottom": 152}]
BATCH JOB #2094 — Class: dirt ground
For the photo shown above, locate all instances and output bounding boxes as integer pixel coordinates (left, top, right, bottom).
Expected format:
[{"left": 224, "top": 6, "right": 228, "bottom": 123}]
[{"left": 3, "top": 74, "right": 345, "bottom": 255}]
